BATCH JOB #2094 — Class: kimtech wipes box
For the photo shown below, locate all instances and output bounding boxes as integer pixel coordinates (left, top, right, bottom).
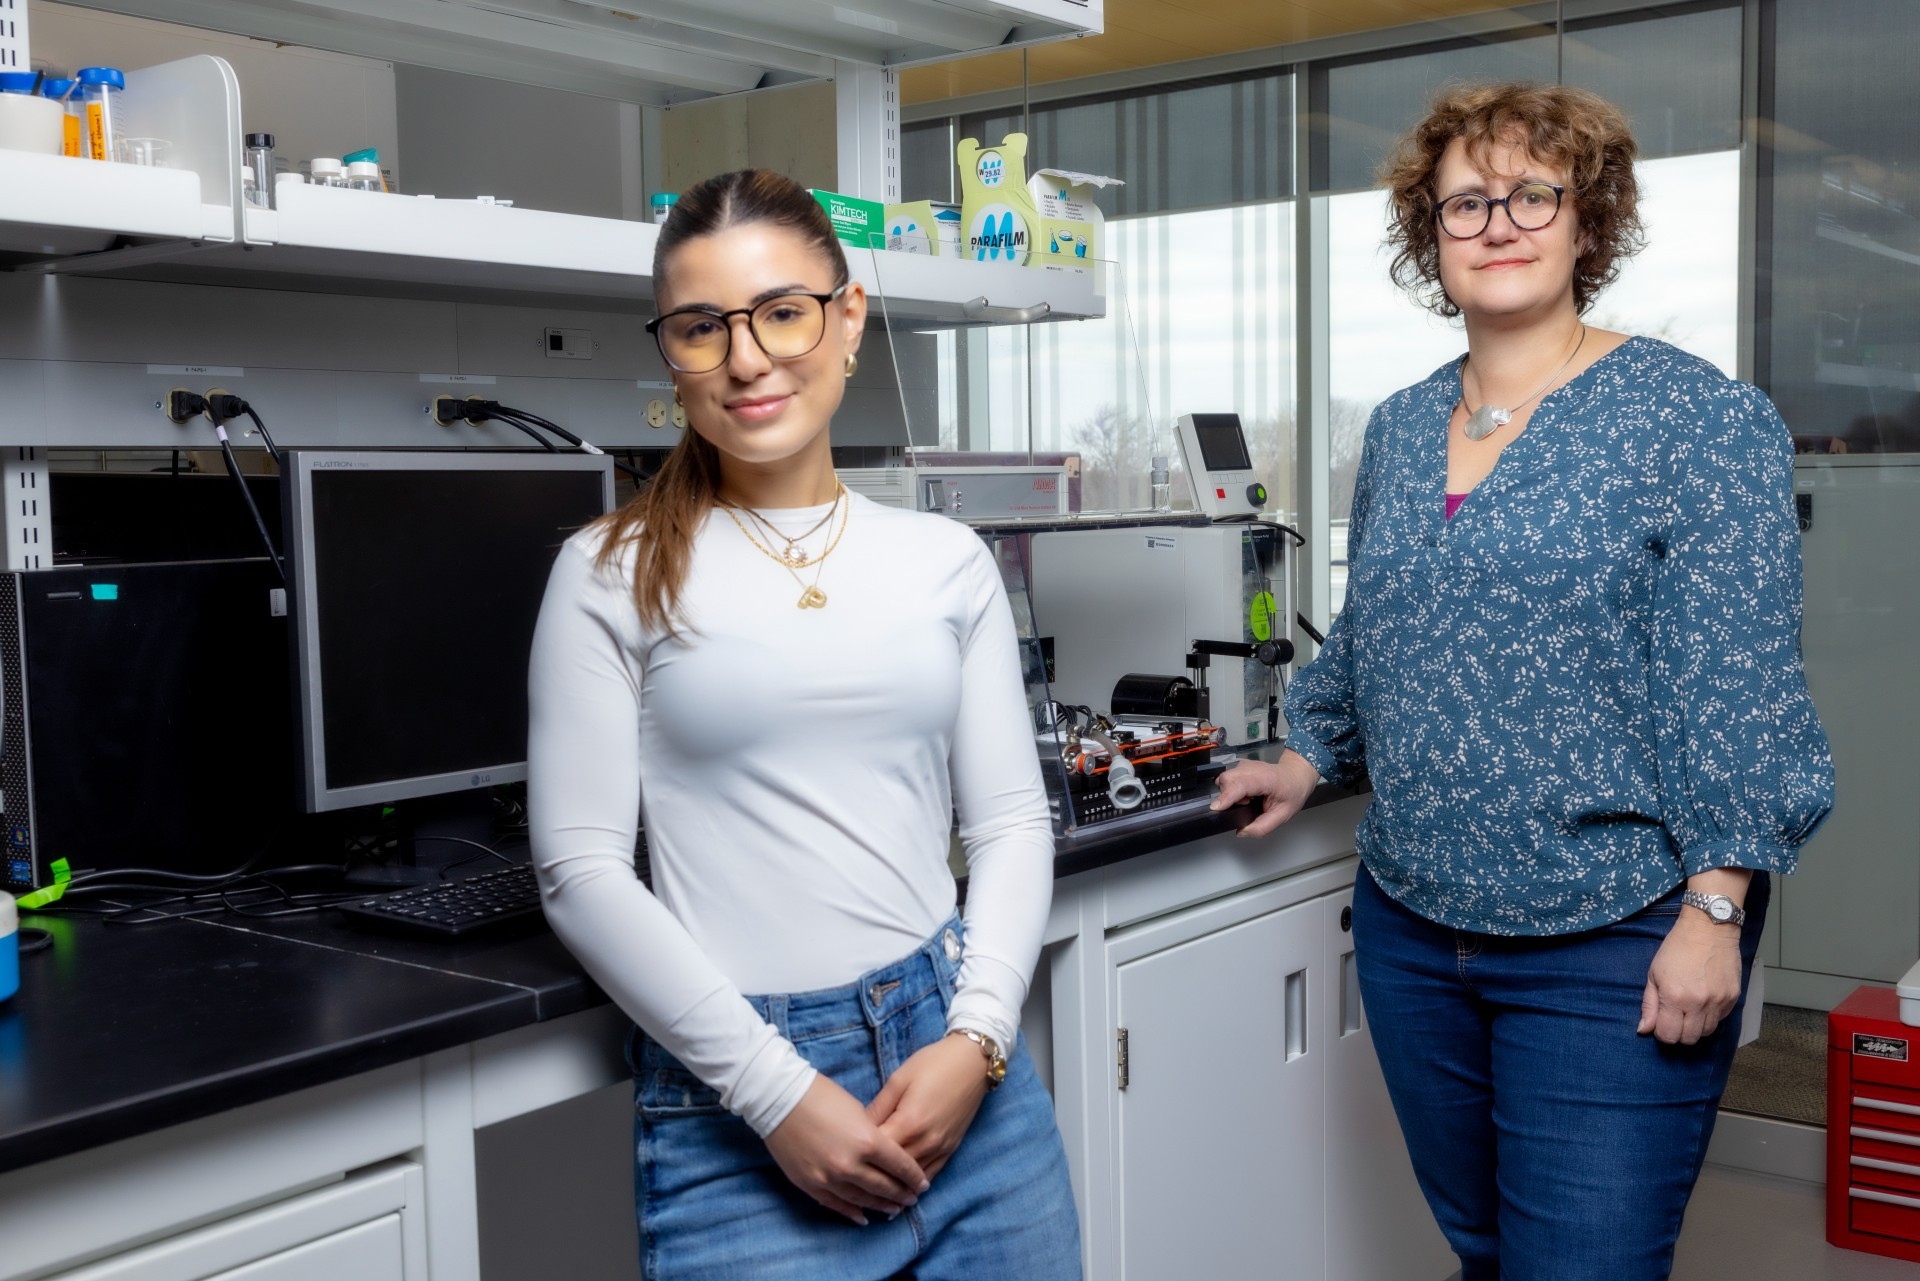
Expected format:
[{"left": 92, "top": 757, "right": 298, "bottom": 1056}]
[
  {"left": 810, "top": 189, "right": 885, "bottom": 249},
  {"left": 1030, "top": 168, "right": 1124, "bottom": 270}
]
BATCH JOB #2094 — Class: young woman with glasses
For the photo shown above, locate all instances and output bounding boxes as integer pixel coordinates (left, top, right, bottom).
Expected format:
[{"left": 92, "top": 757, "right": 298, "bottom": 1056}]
[
  {"left": 527, "top": 169, "right": 1080, "bottom": 1279},
  {"left": 1214, "top": 83, "right": 1832, "bottom": 1279}
]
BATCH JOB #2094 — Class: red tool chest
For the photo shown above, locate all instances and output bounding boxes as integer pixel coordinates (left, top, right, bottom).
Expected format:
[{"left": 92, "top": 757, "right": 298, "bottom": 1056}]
[{"left": 1829, "top": 985, "right": 1920, "bottom": 1264}]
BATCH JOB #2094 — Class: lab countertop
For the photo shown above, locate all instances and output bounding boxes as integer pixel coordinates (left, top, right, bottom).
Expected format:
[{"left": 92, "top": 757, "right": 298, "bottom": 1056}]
[{"left": 0, "top": 758, "right": 1362, "bottom": 1175}]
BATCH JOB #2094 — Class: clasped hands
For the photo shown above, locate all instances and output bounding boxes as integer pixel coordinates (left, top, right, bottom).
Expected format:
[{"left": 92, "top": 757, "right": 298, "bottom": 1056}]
[{"left": 764, "top": 1032, "right": 990, "bottom": 1225}]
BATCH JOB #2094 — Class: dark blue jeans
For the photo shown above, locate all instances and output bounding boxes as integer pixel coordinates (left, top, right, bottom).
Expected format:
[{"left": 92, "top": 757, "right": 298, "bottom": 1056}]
[{"left": 1352, "top": 864, "right": 1769, "bottom": 1281}]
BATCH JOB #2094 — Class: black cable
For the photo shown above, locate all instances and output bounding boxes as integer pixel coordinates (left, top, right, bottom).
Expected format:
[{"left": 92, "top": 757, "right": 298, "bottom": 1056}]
[
  {"left": 214, "top": 429, "right": 287, "bottom": 584},
  {"left": 485, "top": 411, "right": 560, "bottom": 452},
  {"left": 1296, "top": 613, "right": 1327, "bottom": 648},
  {"left": 242, "top": 406, "right": 282, "bottom": 465},
  {"left": 490, "top": 406, "right": 648, "bottom": 482}
]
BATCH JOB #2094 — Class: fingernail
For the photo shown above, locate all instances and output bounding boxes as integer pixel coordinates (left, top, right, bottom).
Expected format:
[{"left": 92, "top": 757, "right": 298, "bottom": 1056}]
[
  {"left": 918, "top": 1180, "right": 931, "bottom": 1193},
  {"left": 855, "top": 1215, "right": 869, "bottom": 1227}
]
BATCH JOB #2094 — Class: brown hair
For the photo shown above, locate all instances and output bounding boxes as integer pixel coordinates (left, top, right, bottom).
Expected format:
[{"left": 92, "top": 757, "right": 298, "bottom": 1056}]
[
  {"left": 1380, "top": 82, "right": 1644, "bottom": 317},
  {"left": 594, "top": 169, "right": 849, "bottom": 634}
]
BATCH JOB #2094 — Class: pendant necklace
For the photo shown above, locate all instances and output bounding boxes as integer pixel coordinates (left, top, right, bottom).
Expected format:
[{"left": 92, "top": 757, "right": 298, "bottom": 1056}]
[
  {"left": 734, "top": 484, "right": 843, "bottom": 566},
  {"left": 1458, "top": 324, "right": 1587, "bottom": 441},
  {"left": 721, "top": 492, "right": 849, "bottom": 609}
]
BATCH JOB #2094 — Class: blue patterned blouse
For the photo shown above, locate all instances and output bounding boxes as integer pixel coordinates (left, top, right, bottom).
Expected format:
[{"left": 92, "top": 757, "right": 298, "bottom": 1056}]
[{"left": 1284, "top": 337, "right": 1834, "bottom": 935}]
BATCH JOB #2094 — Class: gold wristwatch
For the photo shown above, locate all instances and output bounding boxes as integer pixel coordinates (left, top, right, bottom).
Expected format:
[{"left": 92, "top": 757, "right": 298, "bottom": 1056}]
[{"left": 948, "top": 1028, "right": 1007, "bottom": 1090}]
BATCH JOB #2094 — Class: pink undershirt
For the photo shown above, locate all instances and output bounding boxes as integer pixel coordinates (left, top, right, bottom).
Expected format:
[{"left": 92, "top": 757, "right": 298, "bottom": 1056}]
[{"left": 1445, "top": 492, "right": 1468, "bottom": 521}]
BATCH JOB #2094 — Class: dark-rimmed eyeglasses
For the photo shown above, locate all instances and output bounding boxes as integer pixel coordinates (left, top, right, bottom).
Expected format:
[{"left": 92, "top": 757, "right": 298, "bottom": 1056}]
[
  {"left": 646, "top": 284, "right": 849, "bottom": 374},
  {"left": 1434, "top": 183, "right": 1565, "bottom": 240}
]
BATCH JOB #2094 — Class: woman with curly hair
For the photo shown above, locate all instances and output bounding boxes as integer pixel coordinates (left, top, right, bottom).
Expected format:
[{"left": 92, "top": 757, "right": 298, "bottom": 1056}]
[{"left": 1213, "top": 83, "right": 1832, "bottom": 1279}]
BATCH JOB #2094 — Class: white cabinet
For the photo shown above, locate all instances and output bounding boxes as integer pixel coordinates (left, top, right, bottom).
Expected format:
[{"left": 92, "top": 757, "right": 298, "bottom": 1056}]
[
  {"left": 1057, "top": 824, "right": 1455, "bottom": 1281},
  {"left": 1113, "top": 897, "right": 1325, "bottom": 1280}
]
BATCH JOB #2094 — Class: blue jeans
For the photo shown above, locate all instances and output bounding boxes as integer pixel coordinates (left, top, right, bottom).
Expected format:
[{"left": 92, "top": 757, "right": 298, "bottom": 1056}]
[
  {"left": 1352, "top": 864, "right": 1769, "bottom": 1281},
  {"left": 627, "top": 913, "right": 1082, "bottom": 1280}
]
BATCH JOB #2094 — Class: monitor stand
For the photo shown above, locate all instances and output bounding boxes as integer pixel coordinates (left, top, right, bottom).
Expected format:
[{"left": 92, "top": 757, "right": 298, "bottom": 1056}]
[{"left": 343, "top": 790, "right": 501, "bottom": 889}]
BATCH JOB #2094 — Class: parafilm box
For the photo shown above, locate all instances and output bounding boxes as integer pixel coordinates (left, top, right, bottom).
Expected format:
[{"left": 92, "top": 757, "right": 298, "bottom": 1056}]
[
  {"left": 956, "top": 134, "right": 1041, "bottom": 264},
  {"left": 810, "top": 190, "right": 885, "bottom": 250},
  {"left": 1030, "top": 168, "right": 1124, "bottom": 271}
]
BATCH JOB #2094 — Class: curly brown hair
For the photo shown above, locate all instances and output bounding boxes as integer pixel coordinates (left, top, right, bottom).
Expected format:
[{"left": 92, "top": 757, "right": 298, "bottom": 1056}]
[{"left": 1380, "top": 82, "right": 1644, "bottom": 318}]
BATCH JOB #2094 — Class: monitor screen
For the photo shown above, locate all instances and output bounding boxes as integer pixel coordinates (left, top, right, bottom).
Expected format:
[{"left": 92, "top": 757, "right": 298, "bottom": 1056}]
[
  {"left": 286, "top": 451, "right": 615, "bottom": 812},
  {"left": 1191, "top": 414, "right": 1253, "bottom": 472}
]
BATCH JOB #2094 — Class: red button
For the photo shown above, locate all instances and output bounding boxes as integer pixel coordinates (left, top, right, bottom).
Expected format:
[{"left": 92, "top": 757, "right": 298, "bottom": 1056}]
[{"left": 1215, "top": 487, "right": 1226, "bottom": 499}]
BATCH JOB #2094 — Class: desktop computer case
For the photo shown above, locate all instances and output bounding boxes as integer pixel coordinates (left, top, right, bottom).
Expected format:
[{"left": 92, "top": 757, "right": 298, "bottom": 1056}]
[{"left": 0, "top": 559, "right": 294, "bottom": 891}]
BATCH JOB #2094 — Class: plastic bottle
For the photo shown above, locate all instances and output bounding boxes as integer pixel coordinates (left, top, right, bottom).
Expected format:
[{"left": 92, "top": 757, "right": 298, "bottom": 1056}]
[
  {"left": 309, "top": 157, "right": 346, "bottom": 188},
  {"left": 345, "top": 160, "right": 381, "bottom": 192},
  {"left": 41, "top": 79, "right": 82, "bottom": 157},
  {"left": 244, "top": 133, "right": 276, "bottom": 208},
  {"left": 75, "top": 67, "right": 126, "bottom": 162},
  {"left": 650, "top": 192, "right": 677, "bottom": 224},
  {"left": 1150, "top": 455, "right": 1173, "bottom": 512}
]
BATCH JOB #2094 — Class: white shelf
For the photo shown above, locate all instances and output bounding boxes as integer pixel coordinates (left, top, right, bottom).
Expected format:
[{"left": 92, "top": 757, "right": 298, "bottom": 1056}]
[
  {"left": 0, "top": 150, "right": 214, "bottom": 255},
  {"left": 75, "top": 0, "right": 1102, "bottom": 105}
]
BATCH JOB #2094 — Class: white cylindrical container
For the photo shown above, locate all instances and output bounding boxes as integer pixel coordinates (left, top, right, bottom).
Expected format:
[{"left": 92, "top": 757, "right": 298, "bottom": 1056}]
[
  {"left": 0, "top": 74, "right": 64, "bottom": 155},
  {"left": 75, "top": 66, "right": 125, "bottom": 161},
  {"left": 309, "top": 157, "right": 345, "bottom": 188},
  {"left": 345, "top": 160, "right": 381, "bottom": 192}
]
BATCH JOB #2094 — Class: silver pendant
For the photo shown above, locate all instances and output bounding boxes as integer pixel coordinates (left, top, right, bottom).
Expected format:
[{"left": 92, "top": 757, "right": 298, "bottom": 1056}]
[
  {"left": 1464, "top": 405, "right": 1511, "bottom": 441},
  {"left": 781, "top": 545, "right": 810, "bottom": 567}
]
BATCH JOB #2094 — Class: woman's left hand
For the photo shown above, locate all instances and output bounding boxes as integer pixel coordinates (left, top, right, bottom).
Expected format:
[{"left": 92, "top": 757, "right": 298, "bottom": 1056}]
[
  {"left": 1638, "top": 912, "right": 1745, "bottom": 1045},
  {"left": 867, "top": 1035, "right": 991, "bottom": 1185}
]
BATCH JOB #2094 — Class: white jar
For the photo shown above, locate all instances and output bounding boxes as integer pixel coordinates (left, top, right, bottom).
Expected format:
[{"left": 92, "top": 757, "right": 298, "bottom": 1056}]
[
  {"left": 309, "top": 157, "right": 346, "bottom": 188},
  {"left": 345, "top": 160, "right": 382, "bottom": 192}
]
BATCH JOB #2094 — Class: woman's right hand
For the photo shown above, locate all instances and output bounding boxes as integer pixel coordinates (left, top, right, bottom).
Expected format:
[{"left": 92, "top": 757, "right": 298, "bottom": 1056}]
[
  {"left": 1211, "top": 748, "right": 1322, "bottom": 838},
  {"left": 763, "top": 1074, "right": 931, "bottom": 1226}
]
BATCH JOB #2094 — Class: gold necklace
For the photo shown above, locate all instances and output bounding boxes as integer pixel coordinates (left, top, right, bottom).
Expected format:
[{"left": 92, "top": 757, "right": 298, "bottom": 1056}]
[
  {"left": 730, "top": 484, "right": 844, "bottom": 566},
  {"left": 721, "top": 495, "right": 850, "bottom": 609}
]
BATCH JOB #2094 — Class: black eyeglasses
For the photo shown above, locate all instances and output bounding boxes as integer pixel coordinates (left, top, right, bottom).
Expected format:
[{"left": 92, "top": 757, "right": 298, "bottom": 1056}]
[
  {"left": 646, "top": 284, "right": 848, "bottom": 374},
  {"left": 1434, "top": 183, "right": 1566, "bottom": 239}
]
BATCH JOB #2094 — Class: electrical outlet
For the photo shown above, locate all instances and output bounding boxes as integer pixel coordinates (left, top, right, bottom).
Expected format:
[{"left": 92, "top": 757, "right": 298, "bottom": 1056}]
[
  {"left": 645, "top": 399, "right": 669, "bottom": 428},
  {"left": 544, "top": 327, "right": 594, "bottom": 360},
  {"left": 671, "top": 402, "right": 687, "bottom": 429}
]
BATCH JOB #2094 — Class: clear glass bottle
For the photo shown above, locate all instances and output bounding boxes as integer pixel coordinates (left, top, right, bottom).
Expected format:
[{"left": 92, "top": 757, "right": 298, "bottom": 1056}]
[
  {"left": 244, "top": 133, "right": 276, "bottom": 208},
  {"left": 1150, "top": 455, "right": 1173, "bottom": 512},
  {"left": 309, "top": 157, "right": 346, "bottom": 188},
  {"left": 345, "top": 160, "right": 382, "bottom": 192}
]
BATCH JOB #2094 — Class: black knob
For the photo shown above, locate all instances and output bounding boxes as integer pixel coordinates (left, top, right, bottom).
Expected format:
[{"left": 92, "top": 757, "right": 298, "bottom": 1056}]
[
  {"left": 1246, "top": 482, "right": 1267, "bottom": 506},
  {"left": 1341, "top": 906, "right": 1353, "bottom": 933}
]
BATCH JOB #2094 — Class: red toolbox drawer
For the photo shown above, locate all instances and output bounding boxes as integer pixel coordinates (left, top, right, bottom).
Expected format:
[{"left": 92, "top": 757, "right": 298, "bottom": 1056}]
[{"left": 1830, "top": 986, "right": 1920, "bottom": 1264}]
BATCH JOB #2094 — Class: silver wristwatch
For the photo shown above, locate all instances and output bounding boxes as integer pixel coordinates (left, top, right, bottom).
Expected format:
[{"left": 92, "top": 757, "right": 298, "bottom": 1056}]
[{"left": 1680, "top": 890, "right": 1746, "bottom": 926}]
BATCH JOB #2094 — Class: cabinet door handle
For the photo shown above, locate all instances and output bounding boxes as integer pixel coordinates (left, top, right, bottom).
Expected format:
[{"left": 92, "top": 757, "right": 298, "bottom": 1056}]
[
  {"left": 1340, "top": 950, "right": 1361, "bottom": 1037},
  {"left": 1285, "top": 968, "right": 1307, "bottom": 1061}
]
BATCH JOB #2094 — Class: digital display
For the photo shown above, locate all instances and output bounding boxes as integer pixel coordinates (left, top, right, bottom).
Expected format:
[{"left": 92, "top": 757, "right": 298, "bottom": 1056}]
[{"left": 1192, "top": 415, "right": 1253, "bottom": 471}]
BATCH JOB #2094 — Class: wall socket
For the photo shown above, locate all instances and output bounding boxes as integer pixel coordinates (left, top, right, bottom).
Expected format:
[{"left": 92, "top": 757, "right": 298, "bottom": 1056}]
[{"left": 544, "top": 327, "right": 594, "bottom": 359}]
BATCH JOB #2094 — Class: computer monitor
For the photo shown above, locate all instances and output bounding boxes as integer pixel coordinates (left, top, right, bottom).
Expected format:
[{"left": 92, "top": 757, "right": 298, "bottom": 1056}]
[{"left": 283, "top": 450, "right": 616, "bottom": 814}]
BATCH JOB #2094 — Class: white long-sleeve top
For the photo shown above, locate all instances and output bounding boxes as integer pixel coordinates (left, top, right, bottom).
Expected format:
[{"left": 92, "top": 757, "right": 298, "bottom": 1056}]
[{"left": 526, "top": 492, "right": 1055, "bottom": 1137}]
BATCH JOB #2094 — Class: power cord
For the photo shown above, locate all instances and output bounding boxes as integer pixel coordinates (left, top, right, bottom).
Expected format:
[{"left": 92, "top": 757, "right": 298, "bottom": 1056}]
[
  {"left": 166, "top": 390, "right": 286, "bottom": 584},
  {"left": 436, "top": 396, "right": 647, "bottom": 481}
]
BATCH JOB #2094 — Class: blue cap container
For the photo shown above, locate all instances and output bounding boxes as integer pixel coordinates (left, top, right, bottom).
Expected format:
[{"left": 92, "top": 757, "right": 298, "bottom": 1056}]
[
  {"left": 0, "top": 72, "right": 43, "bottom": 94},
  {"left": 75, "top": 67, "right": 126, "bottom": 90},
  {"left": 0, "top": 892, "right": 17, "bottom": 1003}
]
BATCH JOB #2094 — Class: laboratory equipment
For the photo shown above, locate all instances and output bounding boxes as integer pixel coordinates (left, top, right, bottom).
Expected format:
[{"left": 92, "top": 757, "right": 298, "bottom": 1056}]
[
  {"left": 1150, "top": 455, "right": 1172, "bottom": 511},
  {"left": 282, "top": 450, "right": 614, "bottom": 814},
  {"left": 308, "top": 156, "right": 344, "bottom": 187},
  {"left": 1176, "top": 412, "right": 1270, "bottom": 519},
  {"left": 114, "top": 136, "right": 167, "bottom": 166},
  {"left": 650, "top": 191, "right": 677, "bottom": 223},
  {"left": 839, "top": 464, "right": 1070, "bottom": 519},
  {"left": 41, "top": 79, "right": 81, "bottom": 157},
  {"left": 345, "top": 159, "right": 380, "bottom": 191},
  {"left": 242, "top": 164, "right": 261, "bottom": 207},
  {"left": 1029, "top": 520, "right": 1295, "bottom": 749},
  {"left": 244, "top": 132, "right": 276, "bottom": 207},
  {"left": 75, "top": 66, "right": 124, "bottom": 161}
]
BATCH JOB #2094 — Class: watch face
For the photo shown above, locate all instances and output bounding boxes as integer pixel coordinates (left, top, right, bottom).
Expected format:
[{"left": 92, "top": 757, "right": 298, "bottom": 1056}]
[{"left": 1710, "top": 898, "right": 1735, "bottom": 922}]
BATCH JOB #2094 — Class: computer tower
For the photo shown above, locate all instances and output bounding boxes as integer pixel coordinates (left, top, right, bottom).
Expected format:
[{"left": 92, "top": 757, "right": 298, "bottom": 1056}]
[{"left": 0, "top": 559, "right": 294, "bottom": 890}]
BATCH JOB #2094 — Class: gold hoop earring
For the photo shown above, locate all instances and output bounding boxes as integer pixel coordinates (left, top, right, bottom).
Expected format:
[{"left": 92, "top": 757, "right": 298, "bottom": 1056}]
[
  {"left": 844, "top": 353, "right": 858, "bottom": 379},
  {"left": 673, "top": 384, "right": 684, "bottom": 407}
]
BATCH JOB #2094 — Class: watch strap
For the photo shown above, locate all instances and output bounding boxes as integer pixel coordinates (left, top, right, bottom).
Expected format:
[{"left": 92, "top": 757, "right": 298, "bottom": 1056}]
[{"left": 1680, "top": 889, "right": 1746, "bottom": 926}]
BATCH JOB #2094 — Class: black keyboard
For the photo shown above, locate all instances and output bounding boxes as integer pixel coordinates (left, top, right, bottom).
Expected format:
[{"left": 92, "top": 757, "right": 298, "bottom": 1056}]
[{"left": 338, "top": 863, "right": 546, "bottom": 938}]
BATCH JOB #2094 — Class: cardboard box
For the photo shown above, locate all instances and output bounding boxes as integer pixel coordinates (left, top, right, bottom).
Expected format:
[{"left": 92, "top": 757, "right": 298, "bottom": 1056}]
[
  {"left": 810, "top": 189, "right": 885, "bottom": 249},
  {"left": 1029, "top": 168, "right": 1124, "bottom": 270},
  {"left": 884, "top": 201, "right": 961, "bottom": 257}
]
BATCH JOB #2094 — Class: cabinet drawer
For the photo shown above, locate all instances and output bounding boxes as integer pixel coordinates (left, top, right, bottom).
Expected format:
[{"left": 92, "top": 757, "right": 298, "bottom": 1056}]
[
  {"left": 1854, "top": 1093, "right": 1920, "bottom": 1137},
  {"left": 48, "top": 1161, "right": 421, "bottom": 1281},
  {"left": 1852, "top": 1187, "right": 1920, "bottom": 1244},
  {"left": 1853, "top": 1126, "right": 1920, "bottom": 1166},
  {"left": 1853, "top": 1154, "right": 1920, "bottom": 1199}
]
